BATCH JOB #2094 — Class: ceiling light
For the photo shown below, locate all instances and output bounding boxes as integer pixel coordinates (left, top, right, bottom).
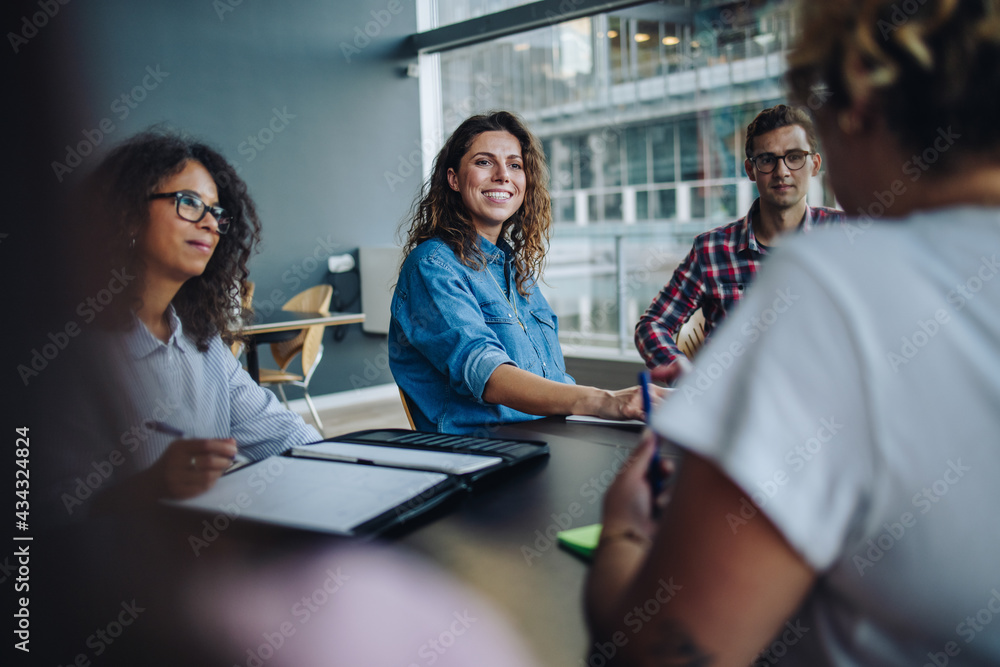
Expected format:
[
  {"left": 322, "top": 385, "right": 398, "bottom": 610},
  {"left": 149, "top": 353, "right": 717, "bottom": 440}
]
[
  {"left": 662, "top": 36, "right": 680, "bottom": 46},
  {"left": 607, "top": 30, "right": 618, "bottom": 39},
  {"left": 634, "top": 33, "right": 651, "bottom": 42}
]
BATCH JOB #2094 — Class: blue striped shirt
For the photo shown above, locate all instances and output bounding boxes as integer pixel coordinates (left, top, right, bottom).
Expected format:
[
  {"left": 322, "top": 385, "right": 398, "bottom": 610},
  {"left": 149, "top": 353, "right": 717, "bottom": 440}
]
[{"left": 111, "top": 307, "right": 321, "bottom": 471}]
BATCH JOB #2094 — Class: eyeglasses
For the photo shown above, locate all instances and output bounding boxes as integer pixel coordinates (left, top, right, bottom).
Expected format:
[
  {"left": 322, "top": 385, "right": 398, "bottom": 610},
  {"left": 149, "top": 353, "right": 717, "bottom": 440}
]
[
  {"left": 148, "top": 191, "right": 231, "bottom": 234},
  {"left": 749, "top": 150, "right": 815, "bottom": 174}
]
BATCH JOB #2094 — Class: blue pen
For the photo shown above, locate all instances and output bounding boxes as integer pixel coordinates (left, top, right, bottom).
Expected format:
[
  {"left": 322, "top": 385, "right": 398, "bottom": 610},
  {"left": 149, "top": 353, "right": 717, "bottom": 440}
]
[{"left": 639, "top": 371, "right": 664, "bottom": 498}]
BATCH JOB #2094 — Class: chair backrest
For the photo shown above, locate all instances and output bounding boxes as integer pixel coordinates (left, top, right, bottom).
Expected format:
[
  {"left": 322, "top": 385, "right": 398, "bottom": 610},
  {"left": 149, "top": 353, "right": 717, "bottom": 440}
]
[
  {"left": 230, "top": 281, "right": 257, "bottom": 357},
  {"left": 675, "top": 307, "right": 706, "bottom": 361},
  {"left": 270, "top": 284, "right": 334, "bottom": 373}
]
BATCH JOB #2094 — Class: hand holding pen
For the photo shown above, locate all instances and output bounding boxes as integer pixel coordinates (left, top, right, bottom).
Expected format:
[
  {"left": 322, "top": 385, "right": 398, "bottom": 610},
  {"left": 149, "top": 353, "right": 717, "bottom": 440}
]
[
  {"left": 639, "top": 372, "right": 667, "bottom": 503},
  {"left": 144, "top": 421, "right": 237, "bottom": 499}
]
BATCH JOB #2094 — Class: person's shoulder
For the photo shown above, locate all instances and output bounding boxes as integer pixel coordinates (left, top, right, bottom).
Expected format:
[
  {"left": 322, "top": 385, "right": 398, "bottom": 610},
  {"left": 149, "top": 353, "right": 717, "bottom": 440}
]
[
  {"left": 399, "top": 238, "right": 464, "bottom": 286},
  {"left": 186, "top": 329, "right": 237, "bottom": 364},
  {"left": 705, "top": 217, "right": 745, "bottom": 240},
  {"left": 406, "top": 237, "right": 457, "bottom": 265},
  {"left": 689, "top": 218, "right": 745, "bottom": 254},
  {"left": 776, "top": 215, "right": 899, "bottom": 276}
]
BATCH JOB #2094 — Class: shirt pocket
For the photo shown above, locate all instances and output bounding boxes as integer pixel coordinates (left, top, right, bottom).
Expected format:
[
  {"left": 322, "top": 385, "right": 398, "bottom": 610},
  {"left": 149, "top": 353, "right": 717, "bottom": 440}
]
[
  {"left": 480, "top": 299, "right": 519, "bottom": 325},
  {"left": 480, "top": 299, "right": 533, "bottom": 371},
  {"left": 707, "top": 281, "right": 745, "bottom": 315},
  {"left": 529, "top": 309, "right": 566, "bottom": 376}
]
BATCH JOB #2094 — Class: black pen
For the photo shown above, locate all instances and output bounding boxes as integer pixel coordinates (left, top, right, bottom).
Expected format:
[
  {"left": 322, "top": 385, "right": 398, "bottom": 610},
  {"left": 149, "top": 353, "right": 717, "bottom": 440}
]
[
  {"left": 144, "top": 420, "right": 185, "bottom": 438},
  {"left": 143, "top": 420, "right": 242, "bottom": 468}
]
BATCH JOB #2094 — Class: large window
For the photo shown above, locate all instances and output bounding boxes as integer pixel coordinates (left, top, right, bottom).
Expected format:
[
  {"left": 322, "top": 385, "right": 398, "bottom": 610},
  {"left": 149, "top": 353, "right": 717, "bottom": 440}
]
[{"left": 418, "top": 0, "right": 832, "bottom": 357}]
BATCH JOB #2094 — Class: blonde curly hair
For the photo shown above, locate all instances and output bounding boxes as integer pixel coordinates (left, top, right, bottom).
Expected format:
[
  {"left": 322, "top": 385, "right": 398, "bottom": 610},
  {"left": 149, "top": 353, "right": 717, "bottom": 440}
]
[{"left": 787, "top": 0, "right": 1000, "bottom": 167}]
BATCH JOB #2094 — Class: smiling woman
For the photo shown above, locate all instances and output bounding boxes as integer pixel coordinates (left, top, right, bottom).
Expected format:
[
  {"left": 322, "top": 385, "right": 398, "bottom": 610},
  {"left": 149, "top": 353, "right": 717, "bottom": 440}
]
[{"left": 389, "top": 111, "right": 652, "bottom": 435}]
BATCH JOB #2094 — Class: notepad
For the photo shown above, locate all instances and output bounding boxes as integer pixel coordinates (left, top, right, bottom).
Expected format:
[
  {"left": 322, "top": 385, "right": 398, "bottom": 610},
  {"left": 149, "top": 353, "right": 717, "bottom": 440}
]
[
  {"left": 291, "top": 441, "right": 502, "bottom": 475},
  {"left": 167, "top": 457, "right": 453, "bottom": 535},
  {"left": 557, "top": 523, "right": 603, "bottom": 560}
]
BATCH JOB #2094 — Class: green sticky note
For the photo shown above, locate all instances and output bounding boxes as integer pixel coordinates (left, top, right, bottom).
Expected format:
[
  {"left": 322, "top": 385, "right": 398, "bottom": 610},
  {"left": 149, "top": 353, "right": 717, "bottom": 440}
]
[{"left": 557, "top": 523, "right": 602, "bottom": 560}]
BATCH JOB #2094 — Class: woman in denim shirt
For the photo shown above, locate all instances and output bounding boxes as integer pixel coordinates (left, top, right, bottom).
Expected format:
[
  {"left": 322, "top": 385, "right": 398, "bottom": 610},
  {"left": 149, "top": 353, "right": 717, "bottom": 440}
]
[{"left": 389, "top": 112, "right": 647, "bottom": 434}]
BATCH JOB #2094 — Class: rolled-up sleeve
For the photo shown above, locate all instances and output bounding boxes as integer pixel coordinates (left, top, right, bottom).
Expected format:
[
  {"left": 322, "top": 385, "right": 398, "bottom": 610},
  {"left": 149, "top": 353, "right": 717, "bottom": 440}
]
[{"left": 635, "top": 244, "right": 703, "bottom": 368}]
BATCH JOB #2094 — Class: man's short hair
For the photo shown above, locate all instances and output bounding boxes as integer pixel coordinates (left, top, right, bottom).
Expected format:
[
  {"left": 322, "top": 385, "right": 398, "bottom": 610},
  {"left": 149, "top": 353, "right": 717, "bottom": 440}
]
[{"left": 745, "top": 104, "right": 818, "bottom": 158}]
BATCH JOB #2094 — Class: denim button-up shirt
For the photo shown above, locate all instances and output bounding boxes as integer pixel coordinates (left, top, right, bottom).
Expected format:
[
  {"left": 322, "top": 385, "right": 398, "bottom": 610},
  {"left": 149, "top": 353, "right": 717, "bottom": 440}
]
[{"left": 389, "top": 236, "right": 573, "bottom": 434}]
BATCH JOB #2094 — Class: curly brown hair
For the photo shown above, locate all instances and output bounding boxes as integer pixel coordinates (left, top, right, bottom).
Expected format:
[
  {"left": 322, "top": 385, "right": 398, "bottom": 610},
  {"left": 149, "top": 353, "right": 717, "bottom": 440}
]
[
  {"left": 85, "top": 128, "right": 261, "bottom": 351},
  {"left": 400, "top": 111, "right": 551, "bottom": 297},
  {"left": 786, "top": 0, "right": 1000, "bottom": 168}
]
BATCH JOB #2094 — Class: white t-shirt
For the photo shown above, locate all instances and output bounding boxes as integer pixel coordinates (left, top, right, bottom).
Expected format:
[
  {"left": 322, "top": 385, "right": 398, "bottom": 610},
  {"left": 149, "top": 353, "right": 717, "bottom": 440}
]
[{"left": 653, "top": 207, "right": 1000, "bottom": 666}]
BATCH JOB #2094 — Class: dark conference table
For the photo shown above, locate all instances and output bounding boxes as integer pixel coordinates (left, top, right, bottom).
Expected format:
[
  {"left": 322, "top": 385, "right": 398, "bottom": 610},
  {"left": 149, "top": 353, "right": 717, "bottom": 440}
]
[
  {"left": 155, "top": 417, "right": 647, "bottom": 665},
  {"left": 397, "top": 417, "right": 647, "bottom": 666}
]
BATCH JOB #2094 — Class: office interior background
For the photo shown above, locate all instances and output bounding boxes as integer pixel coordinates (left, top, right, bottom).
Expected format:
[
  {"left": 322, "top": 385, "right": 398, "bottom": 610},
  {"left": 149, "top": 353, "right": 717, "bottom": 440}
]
[{"left": 17, "top": 0, "right": 832, "bottom": 403}]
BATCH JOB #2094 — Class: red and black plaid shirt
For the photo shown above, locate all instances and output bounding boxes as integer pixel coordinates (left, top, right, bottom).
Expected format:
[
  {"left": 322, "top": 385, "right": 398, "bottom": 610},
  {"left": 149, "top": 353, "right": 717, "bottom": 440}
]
[{"left": 635, "top": 200, "right": 845, "bottom": 368}]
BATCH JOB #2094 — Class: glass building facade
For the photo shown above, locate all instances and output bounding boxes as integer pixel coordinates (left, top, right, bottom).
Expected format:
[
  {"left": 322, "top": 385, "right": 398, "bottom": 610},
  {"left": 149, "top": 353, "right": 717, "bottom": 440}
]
[{"left": 419, "top": 0, "right": 834, "bottom": 356}]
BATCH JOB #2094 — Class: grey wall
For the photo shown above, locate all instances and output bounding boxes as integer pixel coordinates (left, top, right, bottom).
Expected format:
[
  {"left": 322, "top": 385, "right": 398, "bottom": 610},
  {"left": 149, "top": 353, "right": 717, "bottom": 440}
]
[{"left": 56, "top": 0, "right": 421, "bottom": 396}]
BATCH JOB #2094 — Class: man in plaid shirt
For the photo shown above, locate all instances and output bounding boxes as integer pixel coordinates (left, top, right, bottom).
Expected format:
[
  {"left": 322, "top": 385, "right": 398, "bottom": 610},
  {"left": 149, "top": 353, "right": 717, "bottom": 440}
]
[{"left": 636, "top": 105, "right": 844, "bottom": 370}]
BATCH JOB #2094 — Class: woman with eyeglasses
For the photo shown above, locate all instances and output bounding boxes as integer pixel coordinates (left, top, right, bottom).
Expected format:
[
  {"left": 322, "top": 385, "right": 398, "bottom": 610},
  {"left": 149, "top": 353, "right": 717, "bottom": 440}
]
[
  {"left": 80, "top": 129, "right": 320, "bottom": 501},
  {"left": 586, "top": 1, "right": 1000, "bottom": 665},
  {"left": 389, "top": 111, "right": 653, "bottom": 435}
]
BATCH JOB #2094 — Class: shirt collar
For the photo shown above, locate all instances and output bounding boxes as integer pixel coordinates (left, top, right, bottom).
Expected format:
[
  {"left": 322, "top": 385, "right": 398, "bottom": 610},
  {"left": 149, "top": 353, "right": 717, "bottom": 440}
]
[
  {"left": 739, "top": 199, "right": 762, "bottom": 255},
  {"left": 122, "top": 305, "right": 196, "bottom": 360},
  {"left": 800, "top": 204, "right": 816, "bottom": 231},
  {"left": 479, "top": 234, "right": 514, "bottom": 265},
  {"left": 742, "top": 198, "right": 814, "bottom": 254}
]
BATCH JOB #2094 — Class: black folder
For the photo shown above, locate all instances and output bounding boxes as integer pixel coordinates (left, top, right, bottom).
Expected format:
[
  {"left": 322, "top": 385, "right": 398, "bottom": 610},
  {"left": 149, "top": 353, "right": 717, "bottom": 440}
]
[{"left": 166, "top": 429, "right": 548, "bottom": 537}]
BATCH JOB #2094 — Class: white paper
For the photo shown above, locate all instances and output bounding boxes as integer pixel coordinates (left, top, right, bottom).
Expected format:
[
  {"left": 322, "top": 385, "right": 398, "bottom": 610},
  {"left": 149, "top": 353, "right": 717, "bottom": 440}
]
[{"left": 168, "top": 457, "right": 448, "bottom": 534}]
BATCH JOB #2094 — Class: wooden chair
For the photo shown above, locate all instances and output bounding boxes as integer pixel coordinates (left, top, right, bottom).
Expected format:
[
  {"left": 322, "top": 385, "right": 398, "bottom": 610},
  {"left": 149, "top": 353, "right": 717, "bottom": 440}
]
[
  {"left": 398, "top": 386, "right": 417, "bottom": 430},
  {"left": 258, "top": 284, "right": 333, "bottom": 433},
  {"left": 230, "top": 281, "right": 256, "bottom": 357},
  {"left": 675, "top": 307, "right": 707, "bottom": 361}
]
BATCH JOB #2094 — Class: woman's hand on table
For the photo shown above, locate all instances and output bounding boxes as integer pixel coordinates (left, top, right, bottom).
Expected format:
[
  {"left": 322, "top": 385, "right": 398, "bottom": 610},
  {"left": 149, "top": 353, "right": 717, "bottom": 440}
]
[{"left": 593, "top": 383, "right": 670, "bottom": 422}]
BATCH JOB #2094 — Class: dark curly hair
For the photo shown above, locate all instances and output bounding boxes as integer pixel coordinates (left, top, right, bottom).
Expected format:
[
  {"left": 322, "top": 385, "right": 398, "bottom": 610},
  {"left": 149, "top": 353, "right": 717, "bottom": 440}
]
[
  {"left": 786, "top": 0, "right": 1000, "bottom": 169},
  {"left": 84, "top": 128, "right": 260, "bottom": 351},
  {"left": 400, "top": 111, "right": 551, "bottom": 297}
]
